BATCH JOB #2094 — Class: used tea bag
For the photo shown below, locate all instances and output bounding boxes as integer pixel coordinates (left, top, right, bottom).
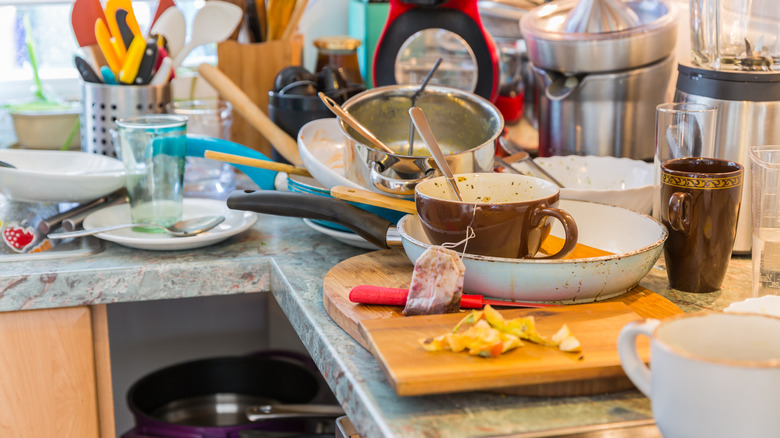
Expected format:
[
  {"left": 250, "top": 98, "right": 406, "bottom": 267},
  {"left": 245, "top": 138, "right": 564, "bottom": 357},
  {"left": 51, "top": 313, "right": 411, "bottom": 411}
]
[{"left": 403, "top": 245, "right": 466, "bottom": 316}]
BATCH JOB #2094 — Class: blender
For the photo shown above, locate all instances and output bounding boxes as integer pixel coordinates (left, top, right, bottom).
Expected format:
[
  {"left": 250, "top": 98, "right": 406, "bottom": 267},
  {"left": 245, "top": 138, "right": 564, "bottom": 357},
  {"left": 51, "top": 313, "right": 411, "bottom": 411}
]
[{"left": 675, "top": 0, "right": 780, "bottom": 253}]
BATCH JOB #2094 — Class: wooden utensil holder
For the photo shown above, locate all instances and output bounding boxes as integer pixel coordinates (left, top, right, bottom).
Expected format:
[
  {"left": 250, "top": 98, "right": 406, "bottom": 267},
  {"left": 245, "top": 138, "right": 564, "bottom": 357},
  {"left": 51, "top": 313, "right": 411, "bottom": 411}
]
[{"left": 217, "top": 36, "right": 303, "bottom": 157}]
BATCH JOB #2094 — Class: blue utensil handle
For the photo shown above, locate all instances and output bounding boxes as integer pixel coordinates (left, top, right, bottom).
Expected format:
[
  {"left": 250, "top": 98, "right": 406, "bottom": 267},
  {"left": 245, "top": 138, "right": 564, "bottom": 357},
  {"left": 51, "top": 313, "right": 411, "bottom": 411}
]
[{"left": 185, "top": 135, "right": 277, "bottom": 190}]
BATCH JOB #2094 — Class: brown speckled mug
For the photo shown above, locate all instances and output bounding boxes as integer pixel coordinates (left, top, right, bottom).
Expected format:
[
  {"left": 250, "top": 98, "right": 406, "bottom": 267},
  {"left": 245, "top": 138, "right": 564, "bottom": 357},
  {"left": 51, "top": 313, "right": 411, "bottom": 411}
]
[
  {"left": 415, "top": 173, "right": 578, "bottom": 259},
  {"left": 660, "top": 157, "right": 743, "bottom": 292}
]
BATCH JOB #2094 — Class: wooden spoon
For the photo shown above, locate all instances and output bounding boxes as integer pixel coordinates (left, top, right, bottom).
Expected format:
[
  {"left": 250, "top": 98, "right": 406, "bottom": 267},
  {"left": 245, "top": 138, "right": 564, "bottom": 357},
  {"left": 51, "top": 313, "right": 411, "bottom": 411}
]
[{"left": 197, "top": 63, "right": 302, "bottom": 165}]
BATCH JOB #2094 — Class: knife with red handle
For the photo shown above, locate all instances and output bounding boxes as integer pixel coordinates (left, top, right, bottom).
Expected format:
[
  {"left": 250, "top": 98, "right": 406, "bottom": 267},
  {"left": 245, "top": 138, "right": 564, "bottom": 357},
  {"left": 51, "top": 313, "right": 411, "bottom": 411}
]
[{"left": 349, "top": 285, "right": 560, "bottom": 309}]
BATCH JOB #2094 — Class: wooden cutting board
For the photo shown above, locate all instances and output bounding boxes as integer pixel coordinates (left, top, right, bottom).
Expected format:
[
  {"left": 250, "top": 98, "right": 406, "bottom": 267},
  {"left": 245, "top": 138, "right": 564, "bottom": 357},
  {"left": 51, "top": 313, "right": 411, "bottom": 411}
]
[{"left": 323, "top": 249, "right": 683, "bottom": 397}]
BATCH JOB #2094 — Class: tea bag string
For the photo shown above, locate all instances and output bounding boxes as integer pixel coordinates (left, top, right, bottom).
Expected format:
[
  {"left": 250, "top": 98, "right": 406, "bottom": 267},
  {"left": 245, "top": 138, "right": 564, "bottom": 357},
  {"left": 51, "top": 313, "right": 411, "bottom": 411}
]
[{"left": 440, "top": 201, "right": 479, "bottom": 259}]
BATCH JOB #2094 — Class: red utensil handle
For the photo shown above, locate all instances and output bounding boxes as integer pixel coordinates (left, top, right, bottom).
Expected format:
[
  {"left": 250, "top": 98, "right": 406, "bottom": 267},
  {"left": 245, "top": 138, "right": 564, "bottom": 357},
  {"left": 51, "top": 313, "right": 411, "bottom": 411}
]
[{"left": 348, "top": 285, "right": 483, "bottom": 309}]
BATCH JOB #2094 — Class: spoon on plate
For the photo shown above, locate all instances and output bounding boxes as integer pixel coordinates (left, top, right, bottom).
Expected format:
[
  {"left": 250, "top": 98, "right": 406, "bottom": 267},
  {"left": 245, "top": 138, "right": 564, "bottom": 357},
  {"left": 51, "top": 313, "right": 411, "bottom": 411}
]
[
  {"left": 408, "top": 106, "right": 464, "bottom": 201},
  {"left": 48, "top": 215, "right": 225, "bottom": 239},
  {"left": 0, "top": 160, "right": 17, "bottom": 169}
]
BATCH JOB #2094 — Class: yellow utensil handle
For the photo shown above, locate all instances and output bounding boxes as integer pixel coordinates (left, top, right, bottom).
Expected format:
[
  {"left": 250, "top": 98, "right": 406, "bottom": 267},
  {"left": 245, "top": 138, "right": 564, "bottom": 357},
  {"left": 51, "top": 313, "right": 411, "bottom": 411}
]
[
  {"left": 204, "top": 150, "right": 311, "bottom": 177},
  {"left": 95, "top": 18, "right": 122, "bottom": 73},
  {"left": 119, "top": 35, "right": 145, "bottom": 84}
]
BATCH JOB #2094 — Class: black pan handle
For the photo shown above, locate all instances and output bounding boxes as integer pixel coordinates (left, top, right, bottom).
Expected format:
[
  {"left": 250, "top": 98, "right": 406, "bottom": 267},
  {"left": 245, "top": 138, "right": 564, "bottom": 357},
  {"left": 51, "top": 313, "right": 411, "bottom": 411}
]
[{"left": 226, "top": 190, "right": 393, "bottom": 249}]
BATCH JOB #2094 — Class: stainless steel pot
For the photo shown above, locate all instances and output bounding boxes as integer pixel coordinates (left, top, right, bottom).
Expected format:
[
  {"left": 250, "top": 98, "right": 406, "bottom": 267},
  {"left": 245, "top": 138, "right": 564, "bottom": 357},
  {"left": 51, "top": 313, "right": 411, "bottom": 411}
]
[{"left": 339, "top": 85, "right": 502, "bottom": 198}]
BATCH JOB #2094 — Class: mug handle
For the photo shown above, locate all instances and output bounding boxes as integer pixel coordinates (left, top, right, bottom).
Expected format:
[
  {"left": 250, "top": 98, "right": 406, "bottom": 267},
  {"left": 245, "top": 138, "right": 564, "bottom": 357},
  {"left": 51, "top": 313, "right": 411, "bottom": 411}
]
[
  {"left": 617, "top": 318, "right": 661, "bottom": 397},
  {"left": 667, "top": 192, "right": 692, "bottom": 234},
  {"left": 530, "top": 207, "right": 578, "bottom": 259}
]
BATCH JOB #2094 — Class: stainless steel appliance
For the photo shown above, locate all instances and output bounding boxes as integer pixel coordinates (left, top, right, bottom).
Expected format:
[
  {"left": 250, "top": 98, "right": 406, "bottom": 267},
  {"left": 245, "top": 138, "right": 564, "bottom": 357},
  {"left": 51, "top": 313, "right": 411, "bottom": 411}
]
[
  {"left": 520, "top": 0, "right": 678, "bottom": 160},
  {"left": 674, "top": 65, "right": 780, "bottom": 254}
]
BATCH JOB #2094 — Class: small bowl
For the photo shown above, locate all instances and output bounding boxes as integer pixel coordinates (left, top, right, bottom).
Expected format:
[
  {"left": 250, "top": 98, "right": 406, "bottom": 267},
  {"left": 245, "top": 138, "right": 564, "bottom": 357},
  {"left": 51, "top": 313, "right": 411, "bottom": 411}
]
[
  {"left": 512, "top": 155, "right": 654, "bottom": 213},
  {"left": 9, "top": 101, "right": 81, "bottom": 150}
]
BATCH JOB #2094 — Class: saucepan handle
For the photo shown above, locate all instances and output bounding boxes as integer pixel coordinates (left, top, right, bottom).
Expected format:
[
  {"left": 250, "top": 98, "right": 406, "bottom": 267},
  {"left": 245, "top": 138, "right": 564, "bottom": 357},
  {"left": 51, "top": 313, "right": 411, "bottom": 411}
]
[
  {"left": 226, "top": 190, "right": 394, "bottom": 249},
  {"left": 530, "top": 206, "right": 578, "bottom": 259},
  {"left": 185, "top": 134, "right": 277, "bottom": 190}
]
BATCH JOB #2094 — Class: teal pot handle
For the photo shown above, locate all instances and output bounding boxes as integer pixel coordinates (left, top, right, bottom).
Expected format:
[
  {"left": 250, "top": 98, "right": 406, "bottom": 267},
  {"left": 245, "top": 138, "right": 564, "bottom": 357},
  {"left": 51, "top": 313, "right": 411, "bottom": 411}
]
[{"left": 185, "top": 134, "right": 277, "bottom": 190}]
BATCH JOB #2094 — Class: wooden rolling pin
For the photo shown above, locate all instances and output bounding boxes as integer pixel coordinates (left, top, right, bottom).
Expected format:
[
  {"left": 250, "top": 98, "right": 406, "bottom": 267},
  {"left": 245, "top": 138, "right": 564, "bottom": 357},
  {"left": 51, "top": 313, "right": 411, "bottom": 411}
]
[
  {"left": 197, "top": 63, "right": 303, "bottom": 166},
  {"left": 329, "top": 185, "right": 613, "bottom": 260},
  {"left": 204, "top": 150, "right": 312, "bottom": 177}
]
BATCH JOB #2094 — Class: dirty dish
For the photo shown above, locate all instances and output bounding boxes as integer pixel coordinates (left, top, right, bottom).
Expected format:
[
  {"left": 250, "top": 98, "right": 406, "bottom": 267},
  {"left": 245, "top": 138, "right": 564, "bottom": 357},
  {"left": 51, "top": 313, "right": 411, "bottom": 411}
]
[
  {"left": 82, "top": 198, "right": 256, "bottom": 250},
  {"left": 49, "top": 215, "right": 225, "bottom": 239},
  {"left": 511, "top": 155, "right": 654, "bottom": 213},
  {"left": 724, "top": 295, "right": 780, "bottom": 317},
  {"left": 0, "top": 149, "right": 125, "bottom": 203}
]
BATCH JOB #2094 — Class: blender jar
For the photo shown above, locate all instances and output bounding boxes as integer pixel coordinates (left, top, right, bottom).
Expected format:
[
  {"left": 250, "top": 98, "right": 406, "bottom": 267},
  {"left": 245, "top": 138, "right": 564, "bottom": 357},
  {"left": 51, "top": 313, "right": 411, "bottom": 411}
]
[{"left": 690, "top": 0, "right": 780, "bottom": 71}]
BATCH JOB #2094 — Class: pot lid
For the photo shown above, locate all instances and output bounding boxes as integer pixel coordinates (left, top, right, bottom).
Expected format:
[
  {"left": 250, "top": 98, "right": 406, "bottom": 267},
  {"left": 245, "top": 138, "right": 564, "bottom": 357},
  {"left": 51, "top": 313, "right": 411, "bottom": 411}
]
[{"left": 521, "top": 0, "right": 678, "bottom": 73}]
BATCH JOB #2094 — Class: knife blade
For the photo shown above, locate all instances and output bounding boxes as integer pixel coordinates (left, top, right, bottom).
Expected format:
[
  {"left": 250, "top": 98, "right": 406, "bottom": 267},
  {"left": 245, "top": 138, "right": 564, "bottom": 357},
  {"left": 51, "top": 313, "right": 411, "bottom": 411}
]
[{"left": 349, "top": 285, "right": 560, "bottom": 309}]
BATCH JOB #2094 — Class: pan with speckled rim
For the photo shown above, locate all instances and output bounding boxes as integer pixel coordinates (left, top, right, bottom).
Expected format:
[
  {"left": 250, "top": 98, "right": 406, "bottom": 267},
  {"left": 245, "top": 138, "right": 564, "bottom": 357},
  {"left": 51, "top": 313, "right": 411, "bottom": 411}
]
[{"left": 226, "top": 190, "right": 667, "bottom": 304}]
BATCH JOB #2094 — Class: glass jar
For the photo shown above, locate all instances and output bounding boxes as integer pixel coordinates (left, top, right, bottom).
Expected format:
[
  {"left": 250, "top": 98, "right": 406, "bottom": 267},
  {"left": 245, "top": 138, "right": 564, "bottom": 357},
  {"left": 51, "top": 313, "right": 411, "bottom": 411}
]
[
  {"left": 313, "top": 36, "right": 364, "bottom": 85},
  {"left": 690, "top": 0, "right": 780, "bottom": 71}
]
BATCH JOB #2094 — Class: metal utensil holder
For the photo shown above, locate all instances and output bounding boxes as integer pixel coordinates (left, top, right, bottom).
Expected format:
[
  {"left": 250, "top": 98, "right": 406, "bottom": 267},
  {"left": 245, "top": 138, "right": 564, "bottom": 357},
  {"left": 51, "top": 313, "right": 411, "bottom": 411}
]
[{"left": 81, "top": 82, "right": 172, "bottom": 157}]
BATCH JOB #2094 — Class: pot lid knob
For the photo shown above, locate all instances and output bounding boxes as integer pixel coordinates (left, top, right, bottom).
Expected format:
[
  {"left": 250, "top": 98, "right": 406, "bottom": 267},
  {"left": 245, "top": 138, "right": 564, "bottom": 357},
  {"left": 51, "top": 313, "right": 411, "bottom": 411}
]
[{"left": 563, "top": 0, "right": 640, "bottom": 33}]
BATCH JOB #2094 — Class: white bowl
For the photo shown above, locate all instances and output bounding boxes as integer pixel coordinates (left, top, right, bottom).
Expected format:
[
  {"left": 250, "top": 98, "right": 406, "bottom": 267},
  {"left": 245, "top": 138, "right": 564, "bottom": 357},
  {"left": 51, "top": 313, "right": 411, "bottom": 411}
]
[
  {"left": 297, "top": 118, "right": 363, "bottom": 190},
  {"left": 0, "top": 150, "right": 125, "bottom": 203},
  {"left": 512, "top": 155, "right": 654, "bottom": 213}
]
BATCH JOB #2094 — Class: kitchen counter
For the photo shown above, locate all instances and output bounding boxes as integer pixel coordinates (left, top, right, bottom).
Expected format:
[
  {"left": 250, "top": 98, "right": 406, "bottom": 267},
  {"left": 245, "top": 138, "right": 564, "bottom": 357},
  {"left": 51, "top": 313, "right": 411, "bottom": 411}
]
[{"left": 0, "top": 213, "right": 755, "bottom": 437}]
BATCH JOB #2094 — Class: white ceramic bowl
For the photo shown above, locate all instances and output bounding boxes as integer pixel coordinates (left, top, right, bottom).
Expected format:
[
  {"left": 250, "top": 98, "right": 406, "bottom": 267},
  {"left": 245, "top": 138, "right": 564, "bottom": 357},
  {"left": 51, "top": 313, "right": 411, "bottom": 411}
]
[
  {"left": 0, "top": 149, "right": 125, "bottom": 203},
  {"left": 297, "top": 118, "right": 363, "bottom": 190},
  {"left": 399, "top": 199, "right": 667, "bottom": 303},
  {"left": 512, "top": 155, "right": 654, "bottom": 213}
]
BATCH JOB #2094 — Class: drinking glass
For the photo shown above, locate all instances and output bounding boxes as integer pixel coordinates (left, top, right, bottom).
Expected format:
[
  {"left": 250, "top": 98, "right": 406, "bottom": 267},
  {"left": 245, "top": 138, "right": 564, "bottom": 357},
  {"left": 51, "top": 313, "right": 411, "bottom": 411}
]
[
  {"left": 653, "top": 103, "right": 717, "bottom": 218},
  {"left": 167, "top": 100, "right": 236, "bottom": 200},
  {"left": 114, "top": 115, "right": 187, "bottom": 232},
  {"left": 750, "top": 146, "right": 780, "bottom": 296}
]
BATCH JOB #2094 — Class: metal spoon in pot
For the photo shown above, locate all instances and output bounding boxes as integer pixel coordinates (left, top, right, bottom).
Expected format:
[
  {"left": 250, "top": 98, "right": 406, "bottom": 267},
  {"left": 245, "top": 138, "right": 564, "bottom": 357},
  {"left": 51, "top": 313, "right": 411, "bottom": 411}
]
[
  {"left": 47, "top": 215, "right": 226, "bottom": 239},
  {"left": 407, "top": 57, "right": 443, "bottom": 156},
  {"left": 409, "top": 106, "right": 464, "bottom": 201},
  {"left": 318, "top": 92, "right": 395, "bottom": 154}
]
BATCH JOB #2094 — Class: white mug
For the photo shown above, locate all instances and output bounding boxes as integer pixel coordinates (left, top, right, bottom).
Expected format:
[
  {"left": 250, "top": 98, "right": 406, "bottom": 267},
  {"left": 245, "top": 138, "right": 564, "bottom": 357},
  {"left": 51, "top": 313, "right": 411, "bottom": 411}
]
[{"left": 618, "top": 312, "right": 780, "bottom": 438}]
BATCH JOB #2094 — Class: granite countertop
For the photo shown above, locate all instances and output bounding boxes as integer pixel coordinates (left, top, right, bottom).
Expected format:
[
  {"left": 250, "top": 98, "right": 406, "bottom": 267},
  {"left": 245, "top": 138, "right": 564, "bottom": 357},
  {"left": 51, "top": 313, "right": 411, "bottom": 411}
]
[{"left": 0, "top": 214, "right": 756, "bottom": 437}]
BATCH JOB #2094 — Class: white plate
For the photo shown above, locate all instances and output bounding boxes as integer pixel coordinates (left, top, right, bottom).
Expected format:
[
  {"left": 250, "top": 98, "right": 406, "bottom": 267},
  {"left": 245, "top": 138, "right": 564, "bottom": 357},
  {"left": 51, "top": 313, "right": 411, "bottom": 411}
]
[
  {"left": 297, "top": 118, "right": 363, "bottom": 190},
  {"left": 724, "top": 296, "right": 780, "bottom": 318},
  {"left": 83, "top": 198, "right": 257, "bottom": 250},
  {"left": 0, "top": 149, "right": 125, "bottom": 203},
  {"left": 302, "top": 218, "right": 378, "bottom": 250},
  {"left": 511, "top": 155, "right": 654, "bottom": 214}
]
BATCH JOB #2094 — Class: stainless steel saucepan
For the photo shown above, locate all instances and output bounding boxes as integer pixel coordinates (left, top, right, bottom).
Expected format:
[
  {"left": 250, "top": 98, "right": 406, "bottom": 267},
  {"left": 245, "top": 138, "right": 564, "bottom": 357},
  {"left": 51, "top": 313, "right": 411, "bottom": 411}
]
[{"left": 226, "top": 191, "right": 667, "bottom": 304}]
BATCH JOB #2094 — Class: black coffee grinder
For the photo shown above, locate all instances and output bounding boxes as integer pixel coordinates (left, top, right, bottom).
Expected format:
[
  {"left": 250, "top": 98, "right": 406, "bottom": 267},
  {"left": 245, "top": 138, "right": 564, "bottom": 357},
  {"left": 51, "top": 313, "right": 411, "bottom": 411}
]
[{"left": 372, "top": 0, "right": 500, "bottom": 102}]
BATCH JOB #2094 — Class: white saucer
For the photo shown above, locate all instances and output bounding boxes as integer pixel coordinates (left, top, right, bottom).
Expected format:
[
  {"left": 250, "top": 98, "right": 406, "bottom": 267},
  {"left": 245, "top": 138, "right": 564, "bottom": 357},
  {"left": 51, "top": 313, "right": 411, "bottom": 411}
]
[
  {"left": 302, "top": 218, "right": 378, "bottom": 250},
  {"left": 83, "top": 198, "right": 257, "bottom": 250},
  {"left": 724, "top": 296, "right": 780, "bottom": 318}
]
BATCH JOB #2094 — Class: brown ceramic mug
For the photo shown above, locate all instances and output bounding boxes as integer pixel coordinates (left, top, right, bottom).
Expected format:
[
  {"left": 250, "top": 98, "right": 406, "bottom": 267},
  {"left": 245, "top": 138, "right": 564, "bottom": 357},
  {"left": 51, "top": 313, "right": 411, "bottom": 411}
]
[
  {"left": 415, "top": 173, "right": 578, "bottom": 259},
  {"left": 660, "top": 157, "right": 743, "bottom": 292}
]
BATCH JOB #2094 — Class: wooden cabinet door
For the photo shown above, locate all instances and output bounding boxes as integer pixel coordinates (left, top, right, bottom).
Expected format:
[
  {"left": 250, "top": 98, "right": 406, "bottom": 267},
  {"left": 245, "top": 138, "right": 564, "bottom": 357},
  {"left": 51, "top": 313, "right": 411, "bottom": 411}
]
[{"left": 0, "top": 305, "right": 114, "bottom": 437}]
